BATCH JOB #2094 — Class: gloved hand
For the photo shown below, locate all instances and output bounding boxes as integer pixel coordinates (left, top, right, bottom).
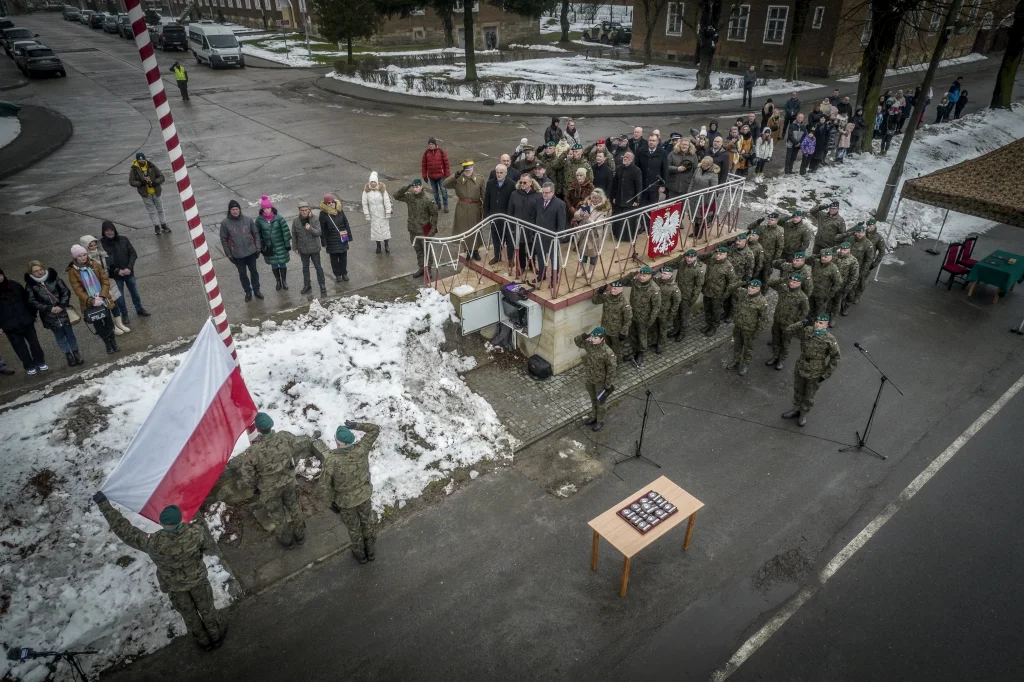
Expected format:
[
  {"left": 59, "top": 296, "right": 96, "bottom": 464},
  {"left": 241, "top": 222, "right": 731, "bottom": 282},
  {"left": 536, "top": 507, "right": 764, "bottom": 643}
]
[
  {"left": 756, "top": 217, "right": 765, "bottom": 225},
  {"left": 597, "top": 284, "right": 608, "bottom": 294},
  {"left": 618, "top": 332, "right": 626, "bottom": 342},
  {"left": 344, "top": 420, "right": 357, "bottom": 429},
  {"left": 93, "top": 491, "right": 107, "bottom": 504},
  {"left": 581, "top": 333, "right": 590, "bottom": 341},
  {"left": 313, "top": 429, "right": 322, "bottom": 438}
]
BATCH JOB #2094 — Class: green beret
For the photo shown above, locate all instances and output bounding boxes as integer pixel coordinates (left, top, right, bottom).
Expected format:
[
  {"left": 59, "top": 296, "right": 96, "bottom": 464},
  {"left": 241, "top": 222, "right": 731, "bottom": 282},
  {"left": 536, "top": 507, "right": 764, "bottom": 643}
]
[
  {"left": 820, "top": 248, "right": 833, "bottom": 256},
  {"left": 866, "top": 218, "right": 877, "bottom": 225},
  {"left": 749, "top": 228, "right": 761, "bottom": 235},
  {"left": 793, "top": 251, "right": 806, "bottom": 259},
  {"left": 715, "top": 246, "right": 729, "bottom": 253},
  {"left": 748, "top": 279, "right": 762, "bottom": 287},
  {"left": 840, "top": 241, "right": 852, "bottom": 248},
  {"left": 254, "top": 412, "right": 274, "bottom": 432},
  {"left": 545, "top": 141, "right": 556, "bottom": 147},
  {"left": 591, "top": 326, "right": 606, "bottom": 337},
  {"left": 792, "top": 209, "right": 804, "bottom": 217},
  {"left": 335, "top": 425, "right": 355, "bottom": 444},
  {"left": 767, "top": 212, "right": 779, "bottom": 219},
  {"left": 735, "top": 232, "right": 748, "bottom": 240},
  {"left": 159, "top": 505, "right": 182, "bottom": 527},
  {"left": 789, "top": 274, "right": 804, "bottom": 282},
  {"left": 829, "top": 199, "right": 840, "bottom": 208},
  {"left": 684, "top": 249, "right": 697, "bottom": 256},
  {"left": 572, "top": 143, "right": 582, "bottom": 150},
  {"left": 412, "top": 178, "right": 422, "bottom": 186},
  {"left": 816, "top": 312, "right": 830, "bottom": 321},
  {"left": 610, "top": 280, "right": 625, "bottom": 288},
  {"left": 853, "top": 224, "right": 866, "bottom": 232},
  {"left": 639, "top": 265, "right": 653, "bottom": 274},
  {"left": 660, "top": 265, "right": 674, "bottom": 273}
]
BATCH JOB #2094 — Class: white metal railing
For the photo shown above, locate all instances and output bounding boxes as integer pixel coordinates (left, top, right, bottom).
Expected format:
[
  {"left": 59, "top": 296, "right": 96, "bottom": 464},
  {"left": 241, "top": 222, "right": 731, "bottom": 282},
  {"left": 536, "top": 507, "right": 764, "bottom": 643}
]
[{"left": 416, "top": 174, "right": 746, "bottom": 300}]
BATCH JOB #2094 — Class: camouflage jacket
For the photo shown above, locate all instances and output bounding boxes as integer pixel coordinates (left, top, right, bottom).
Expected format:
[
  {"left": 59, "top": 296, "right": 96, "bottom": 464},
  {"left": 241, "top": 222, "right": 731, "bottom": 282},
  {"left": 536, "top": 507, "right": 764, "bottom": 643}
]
[
  {"left": 657, "top": 277, "right": 682, "bottom": 319},
  {"left": 786, "top": 325, "right": 841, "bottom": 379},
  {"left": 809, "top": 205, "right": 847, "bottom": 250},
  {"left": 239, "top": 430, "right": 323, "bottom": 494},
  {"left": 574, "top": 334, "right": 617, "bottom": 387},
  {"left": 748, "top": 242, "right": 765, "bottom": 278},
  {"left": 772, "top": 260, "right": 813, "bottom": 298},
  {"left": 770, "top": 284, "right": 810, "bottom": 325},
  {"left": 550, "top": 151, "right": 594, "bottom": 193},
  {"left": 809, "top": 258, "right": 843, "bottom": 301},
  {"left": 728, "top": 243, "right": 756, "bottom": 282},
  {"left": 98, "top": 500, "right": 210, "bottom": 593},
  {"left": 623, "top": 273, "right": 661, "bottom": 324},
  {"left": 866, "top": 230, "right": 887, "bottom": 267},
  {"left": 733, "top": 291, "right": 770, "bottom": 335},
  {"left": 592, "top": 289, "right": 632, "bottom": 335},
  {"left": 584, "top": 142, "right": 616, "bottom": 173},
  {"left": 536, "top": 151, "right": 561, "bottom": 190},
  {"left": 847, "top": 236, "right": 875, "bottom": 273},
  {"left": 834, "top": 253, "right": 860, "bottom": 293},
  {"left": 672, "top": 261, "right": 702, "bottom": 304},
  {"left": 394, "top": 185, "right": 439, "bottom": 235},
  {"left": 780, "top": 220, "right": 813, "bottom": 258},
  {"left": 320, "top": 422, "right": 380, "bottom": 508},
  {"left": 756, "top": 221, "right": 785, "bottom": 266},
  {"left": 700, "top": 254, "right": 739, "bottom": 299}
]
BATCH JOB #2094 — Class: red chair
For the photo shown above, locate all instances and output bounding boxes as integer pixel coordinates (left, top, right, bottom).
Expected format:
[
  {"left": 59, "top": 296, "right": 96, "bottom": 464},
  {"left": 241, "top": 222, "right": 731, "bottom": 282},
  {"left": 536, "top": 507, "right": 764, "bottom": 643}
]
[
  {"left": 958, "top": 235, "right": 978, "bottom": 269},
  {"left": 935, "top": 242, "right": 969, "bottom": 289}
]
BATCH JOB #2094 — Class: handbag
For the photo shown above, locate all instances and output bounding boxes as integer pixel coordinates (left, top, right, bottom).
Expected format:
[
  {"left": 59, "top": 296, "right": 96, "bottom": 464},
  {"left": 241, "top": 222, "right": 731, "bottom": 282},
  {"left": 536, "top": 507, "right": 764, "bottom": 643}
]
[
  {"left": 326, "top": 213, "right": 350, "bottom": 244},
  {"left": 84, "top": 304, "right": 112, "bottom": 325},
  {"left": 66, "top": 306, "right": 81, "bottom": 325}
]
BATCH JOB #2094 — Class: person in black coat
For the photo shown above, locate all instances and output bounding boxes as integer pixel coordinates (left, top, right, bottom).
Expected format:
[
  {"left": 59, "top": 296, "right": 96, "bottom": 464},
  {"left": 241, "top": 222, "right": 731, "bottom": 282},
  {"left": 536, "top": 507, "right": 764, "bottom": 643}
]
[
  {"left": 99, "top": 221, "right": 150, "bottom": 321},
  {"left": 25, "top": 262, "right": 83, "bottom": 367},
  {"left": 634, "top": 134, "right": 670, "bottom": 206},
  {"left": 484, "top": 164, "right": 518, "bottom": 265},
  {"left": 319, "top": 193, "right": 353, "bottom": 282},
  {"left": 591, "top": 151, "right": 614, "bottom": 197},
  {"left": 850, "top": 107, "right": 867, "bottom": 155},
  {"left": 0, "top": 268, "right": 47, "bottom": 374},
  {"left": 508, "top": 176, "right": 543, "bottom": 274},
  {"left": 611, "top": 150, "right": 643, "bottom": 241},
  {"left": 709, "top": 137, "right": 730, "bottom": 185},
  {"left": 532, "top": 183, "right": 567, "bottom": 285},
  {"left": 543, "top": 118, "right": 562, "bottom": 145}
]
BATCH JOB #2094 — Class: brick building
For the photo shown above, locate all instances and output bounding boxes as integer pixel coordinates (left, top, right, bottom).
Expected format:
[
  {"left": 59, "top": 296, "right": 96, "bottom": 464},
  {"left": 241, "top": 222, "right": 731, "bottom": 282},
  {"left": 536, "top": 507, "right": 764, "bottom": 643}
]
[
  {"left": 632, "top": 0, "right": 996, "bottom": 78},
  {"left": 183, "top": 0, "right": 289, "bottom": 30},
  {"left": 375, "top": 2, "right": 540, "bottom": 48}
]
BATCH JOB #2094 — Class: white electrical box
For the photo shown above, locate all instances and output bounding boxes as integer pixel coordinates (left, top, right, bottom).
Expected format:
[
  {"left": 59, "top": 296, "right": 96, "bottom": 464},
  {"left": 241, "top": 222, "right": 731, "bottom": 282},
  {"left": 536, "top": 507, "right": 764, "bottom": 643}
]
[
  {"left": 498, "top": 296, "right": 542, "bottom": 338},
  {"left": 460, "top": 292, "right": 500, "bottom": 335}
]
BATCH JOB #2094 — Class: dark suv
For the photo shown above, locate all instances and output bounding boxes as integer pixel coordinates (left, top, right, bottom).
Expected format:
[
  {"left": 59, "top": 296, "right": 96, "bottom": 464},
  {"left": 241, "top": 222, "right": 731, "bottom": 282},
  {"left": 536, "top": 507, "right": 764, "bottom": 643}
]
[
  {"left": 18, "top": 45, "right": 66, "bottom": 78},
  {"left": 88, "top": 12, "right": 106, "bottom": 28},
  {"left": 149, "top": 23, "right": 187, "bottom": 51},
  {"left": 117, "top": 14, "right": 133, "bottom": 38}
]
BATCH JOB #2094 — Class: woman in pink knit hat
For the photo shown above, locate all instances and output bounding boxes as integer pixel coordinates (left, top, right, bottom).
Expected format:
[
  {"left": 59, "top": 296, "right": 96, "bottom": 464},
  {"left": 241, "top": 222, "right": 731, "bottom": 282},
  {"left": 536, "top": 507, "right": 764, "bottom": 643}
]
[{"left": 255, "top": 194, "right": 292, "bottom": 291}]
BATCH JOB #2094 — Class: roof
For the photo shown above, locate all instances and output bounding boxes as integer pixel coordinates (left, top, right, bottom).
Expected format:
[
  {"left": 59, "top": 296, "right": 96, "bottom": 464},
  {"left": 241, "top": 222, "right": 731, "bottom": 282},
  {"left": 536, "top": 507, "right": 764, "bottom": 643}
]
[{"left": 900, "top": 137, "right": 1024, "bottom": 228}]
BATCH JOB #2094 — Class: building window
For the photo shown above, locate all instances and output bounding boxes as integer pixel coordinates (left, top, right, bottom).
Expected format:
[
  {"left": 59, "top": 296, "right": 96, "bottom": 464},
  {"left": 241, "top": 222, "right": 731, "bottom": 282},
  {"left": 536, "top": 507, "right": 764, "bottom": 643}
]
[
  {"left": 763, "top": 5, "right": 788, "bottom": 44},
  {"left": 861, "top": 4, "right": 871, "bottom": 45},
  {"left": 968, "top": 0, "right": 980, "bottom": 21},
  {"left": 811, "top": 6, "right": 824, "bottom": 29},
  {"left": 727, "top": 4, "right": 750, "bottom": 41},
  {"left": 453, "top": 0, "right": 479, "bottom": 11},
  {"left": 981, "top": 10, "right": 993, "bottom": 30},
  {"left": 413, "top": 27, "right": 426, "bottom": 38},
  {"left": 411, "top": 5, "right": 425, "bottom": 15},
  {"left": 928, "top": 6, "right": 941, "bottom": 32},
  {"left": 245, "top": 0, "right": 251, "bottom": 7},
  {"left": 666, "top": 2, "right": 683, "bottom": 36},
  {"left": 255, "top": 0, "right": 261, "bottom": 9}
]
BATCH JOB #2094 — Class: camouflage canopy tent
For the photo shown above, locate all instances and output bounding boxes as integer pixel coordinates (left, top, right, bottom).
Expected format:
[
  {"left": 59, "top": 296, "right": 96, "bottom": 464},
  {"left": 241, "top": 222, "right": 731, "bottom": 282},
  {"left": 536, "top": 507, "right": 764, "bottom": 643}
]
[{"left": 900, "top": 138, "right": 1024, "bottom": 228}]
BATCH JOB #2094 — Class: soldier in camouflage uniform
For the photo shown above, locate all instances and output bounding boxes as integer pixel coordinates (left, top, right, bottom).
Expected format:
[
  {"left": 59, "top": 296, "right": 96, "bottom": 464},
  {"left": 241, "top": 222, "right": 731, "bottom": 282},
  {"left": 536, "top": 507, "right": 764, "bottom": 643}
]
[
  {"left": 536, "top": 142, "right": 561, "bottom": 192},
  {"left": 550, "top": 144, "right": 594, "bottom": 196},
  {"left": 592, "top": 280, "right": 632, "bottom": 360},
  {"left": 780, "top": 209, "right": 813, "bottom": 260},
  {"left": 726, "top": 279, "right": 770, "bottom": 375},
  {"left": 832, "top": 241, "right": 860, "bottom": 321},
  {"left": 863, "top": 216, "right": 887, "bottom": 280},
  {"left": 622, "top": 265, "right": 661, "bottom": 366},
  {"left": 239, "top": 412, "right": 323, "bottom": 549},
  {"left": 653, "top": 265, "right": 682, "bottom": 352},
  {"left": 809, "top": 200, "right": 847, "bottom": 253},
  {"left": 700, "top": 246, "right": 738, "bottom": 336},
  {"left": 751, "top": 212, "right": 784, "bottom": 285},
  {"left": 724, "top": 232, "right": 755, "bottom": 323},
  {"left": 807, "top": 248, "right": 843, "bottom": 321},
  {"left": 574, "top": 326, "right": 617, "bottom": 431},
  {"left": 844, "top": 224, "right": 875, "bottom": 304},
  {"left": 93, "top": 495, "right": 226, "bottom": 650},
  {"left": 747, "top": 228, "right": 765, "bottom": 284},
  {"left": 783, "top": 313, "right": 841, "bottom": 426},
  {"left": 766, "top": 273, "right": 810, "bottom": 370},
  {"left": 394, "top": 180, "right": 439, "bottom": 278},
  {"left": 320, "top": 421, "right": 381, "bottom": 563},
  {"left": 772, "top": 252, "right": 813, "bottom": 298},
  {"left": 584, "top": 139, "right": 616, "bottom": 173},
  {"left": 666, "top": 248, "right": 702, "bottom": 341}
]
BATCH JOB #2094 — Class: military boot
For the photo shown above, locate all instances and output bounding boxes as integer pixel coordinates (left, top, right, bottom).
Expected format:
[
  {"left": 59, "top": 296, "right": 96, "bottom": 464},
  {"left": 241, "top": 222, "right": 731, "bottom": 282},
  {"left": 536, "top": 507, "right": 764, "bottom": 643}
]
[
  {"left": 738, "top": 363, "right": 748, "bottom": 376},
  {"left": 592, "top": 421, "right": 604, "bottom": 432},
  {"left": 652, "top": 343, "right": 661, "bottom": 355},
  {"left": 766, "top": 356, "right": 779, "bottom": 366},
  {"left": 775, "top": 359, "right": 785, "bottom": 370},
  {"left": 725, "top": 359, "right": 739, "bottom": 370},
  {"left": 352, "top": 547, "right": 368, "bottom": 564},
  {"left": 673, "top": 331, "right": 685, "bottom": 342},
  {"left": 584, "top": 416, "right": 597, "bottom": 426},
  {"left": 365, "top": 539, "right": 376, "bottom": 562},
  {"left": 782, "top": 410, "right": 800, "bottom": 419},
  {"left": 797, "top": 413, "right": 808, "bottom": 427},
  {"left": 633, "top": 351, "right": 644, "bottom": 367}
]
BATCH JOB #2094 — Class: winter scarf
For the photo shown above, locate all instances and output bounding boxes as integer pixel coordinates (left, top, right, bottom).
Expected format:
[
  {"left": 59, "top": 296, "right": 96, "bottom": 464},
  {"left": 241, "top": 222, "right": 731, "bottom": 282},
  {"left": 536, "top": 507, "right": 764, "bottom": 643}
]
[{"left": 76, "top": 263, "right": 102, "bottom": 298}]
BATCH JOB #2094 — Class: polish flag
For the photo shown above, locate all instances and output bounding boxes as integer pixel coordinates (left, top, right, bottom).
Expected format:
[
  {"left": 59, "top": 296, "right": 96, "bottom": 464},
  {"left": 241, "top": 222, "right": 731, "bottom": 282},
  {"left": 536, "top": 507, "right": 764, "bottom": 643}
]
[{"left": 102, "top": 319, "right": 257, "bottom": 523}]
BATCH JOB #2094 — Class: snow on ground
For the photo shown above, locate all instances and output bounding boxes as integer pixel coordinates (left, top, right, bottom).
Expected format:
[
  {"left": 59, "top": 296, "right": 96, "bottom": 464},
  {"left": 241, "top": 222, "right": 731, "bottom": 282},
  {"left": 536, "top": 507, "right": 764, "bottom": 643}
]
[
  {"left": 539, "top": 3, "right": 632, "bottom": 33},
  {"left": 328, "top": 55, "right": 820, "bottom": 105},
  {"left": 750, "top": 104, "right": 1024, "bottom": 247},
  {"left": 0, "top": 116, "right": 21, "bottom": 150},
  {"left": 0, "top": 290, "right": 512, "bottom": 681},
  {"left": 836, "top": 52, "right": 987, "bottom": 83},
  {"left": 242, "top": 40, "right": 500, "bottom": 67},
  {"left": 508, "top": 42, "right": 570, "bottom": 52}
]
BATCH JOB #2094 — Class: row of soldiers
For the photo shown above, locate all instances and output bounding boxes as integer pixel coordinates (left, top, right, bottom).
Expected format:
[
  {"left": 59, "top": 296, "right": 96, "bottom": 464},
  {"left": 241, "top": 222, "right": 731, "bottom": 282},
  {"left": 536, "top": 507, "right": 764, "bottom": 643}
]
[{"left": 92, "top": 412, "right": 381, "bottom": 652}]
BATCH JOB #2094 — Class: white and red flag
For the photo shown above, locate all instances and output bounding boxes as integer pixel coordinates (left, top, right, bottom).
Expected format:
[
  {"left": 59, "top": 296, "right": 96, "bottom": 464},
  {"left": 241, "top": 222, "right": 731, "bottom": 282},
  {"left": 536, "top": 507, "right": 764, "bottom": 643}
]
[
  {"left": 102, "top": 319, "right": 257, "bottom": 523},
  {"left": 647, "top": 201, "right": 683, "bottom": 258}
]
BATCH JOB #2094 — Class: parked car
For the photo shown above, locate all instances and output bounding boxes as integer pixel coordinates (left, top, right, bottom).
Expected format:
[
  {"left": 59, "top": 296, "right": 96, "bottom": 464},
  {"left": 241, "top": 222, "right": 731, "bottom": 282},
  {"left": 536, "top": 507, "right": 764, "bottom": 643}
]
[
  {"left": 62, "top": 6, "right": 80, "bottom": 20},
  {"left": 102, "top": 13, "right": 118, "bottom": 32},
  {"left": 117, "top": 13, "right": 133, "bottom": 38},
  {"left": 10, "top": 39, "right": 42, "bottom": 65},
  {"left": 87, "top": 12, "right": 106, "bottom": 28},
  {"left": 2, "top": 27, "right": 38, "bottom": 56},
  {"left": 187, "top": 21, "right": 244, "bottom": 68},
  {"left": 78, "top": 9, "right": 94, "bottom": 24},
  {"left": 149, "top": 22, "right": 187, "bottom": 51},
  {"left": 0, "top": 19, "right": 15, "bottom": 31},
  {"left": 581, "top": 21, "right": 631, "bottom": 45},
  {"left": 19, "top": 44, "right": 66, "bottom": 78}
]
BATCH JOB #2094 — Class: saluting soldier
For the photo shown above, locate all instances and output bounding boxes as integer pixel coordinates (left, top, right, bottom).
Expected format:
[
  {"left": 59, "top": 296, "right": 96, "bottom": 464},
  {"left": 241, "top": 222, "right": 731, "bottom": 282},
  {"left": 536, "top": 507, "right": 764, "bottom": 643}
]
[
  {"left": 752, "top": 212, "right": 784, "bottom": 284},
  {"left": 394, "top": 179, "right": 439, "bottom": 279},
  {"left": 832, "top": 241, "right": 860, "bottom": 321},
  {"left": 780, "top": 209, "right": 813, "bottom": 260},
  {"left": 574, "top": 326, "right": 617, "bottom": 432},
  {"left": 443, "top": 160, "right": 486, "bottom": 261},
  {"left": 666, "top": 248, "right": 702, "bottom": 342},
  {"left": 320, "top": 420, "right": 381, "bottom": 564},
  {"left": 727, "top": 279, "right": 770, "bottom": 376},
  {"left": 807, "top": 248, "right": 843, "bottom": 321},
  {"left": 747, "top": 228, "right": 765, "bottom": 283},
  {"left": 772, "top": 251, "right": 813, "bottom": 298},
  {"left": 809, "top": 200, "right": 847, "bottom": 253},
  {"left": 653, "top": 265, "right": 682, "bottom": 353},
  {"left": 783, "top": 313, "right": 841, "bottom": 426},
  {"left": 622, "top": 265, "right": 661, "bottom": 367},
  {"left": 766, "top": 273, "right": 810, "bottom": 370},
  {"left": 592, "top": 280, "right": 632, "bottom": 361},
  {"left": 700, "top": 246, "right": 738, "bottom": 337},
  {"left": 93, "top": 495, "right": 227, "bottom": 651},
  {"left": 724, "top": 232, "right": 755, "bottom": 322},
  {"left": 844, "top": 223, "right": 874, "bottom": 304}
]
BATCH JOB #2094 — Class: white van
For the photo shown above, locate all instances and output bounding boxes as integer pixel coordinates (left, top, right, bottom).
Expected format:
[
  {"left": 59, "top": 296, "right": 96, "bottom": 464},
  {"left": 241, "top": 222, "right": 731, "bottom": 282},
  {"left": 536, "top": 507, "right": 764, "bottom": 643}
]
[{"left": 187, "top": 22, "right": 244, "bottom": 68}]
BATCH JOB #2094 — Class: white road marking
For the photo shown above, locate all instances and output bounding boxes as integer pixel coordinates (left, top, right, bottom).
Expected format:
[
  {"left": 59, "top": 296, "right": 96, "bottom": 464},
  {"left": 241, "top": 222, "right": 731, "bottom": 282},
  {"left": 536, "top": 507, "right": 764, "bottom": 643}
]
[{"left": 711, "top": 371, "right": 1024, "bottom": 682}]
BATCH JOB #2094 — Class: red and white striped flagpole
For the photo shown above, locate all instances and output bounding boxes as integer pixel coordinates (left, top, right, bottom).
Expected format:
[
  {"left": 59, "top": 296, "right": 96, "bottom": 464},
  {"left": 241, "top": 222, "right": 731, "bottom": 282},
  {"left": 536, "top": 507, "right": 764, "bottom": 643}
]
[{"left": 125, "top": 1, "right": 238, "bottom": 362}]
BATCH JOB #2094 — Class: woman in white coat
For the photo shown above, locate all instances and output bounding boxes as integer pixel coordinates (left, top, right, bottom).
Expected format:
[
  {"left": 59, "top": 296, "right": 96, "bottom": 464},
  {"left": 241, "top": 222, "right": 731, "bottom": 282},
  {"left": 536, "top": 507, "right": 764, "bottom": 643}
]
[{"left": 362, "top": 171, "right": 393, "bottom": 254}]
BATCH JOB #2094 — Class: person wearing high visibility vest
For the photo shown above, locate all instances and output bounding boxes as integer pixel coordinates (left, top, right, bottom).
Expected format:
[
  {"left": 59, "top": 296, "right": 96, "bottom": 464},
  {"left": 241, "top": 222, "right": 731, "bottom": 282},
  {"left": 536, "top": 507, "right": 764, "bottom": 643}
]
[{"left": 170, "top": 61, "right": 189, "bottom": 101}]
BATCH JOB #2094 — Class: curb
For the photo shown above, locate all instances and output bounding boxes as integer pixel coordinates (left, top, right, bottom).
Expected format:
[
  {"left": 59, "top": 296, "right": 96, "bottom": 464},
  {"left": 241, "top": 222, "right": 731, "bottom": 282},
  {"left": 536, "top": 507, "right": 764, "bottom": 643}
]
[
  {"left": 0, "top": 79, "right": 30, "bottom": 91},
  {"left": 0, "top": 104, "right": 73, "bottom": 181},
  {"left": 240, "top": 53, "right": 328, "bottom": 71}
]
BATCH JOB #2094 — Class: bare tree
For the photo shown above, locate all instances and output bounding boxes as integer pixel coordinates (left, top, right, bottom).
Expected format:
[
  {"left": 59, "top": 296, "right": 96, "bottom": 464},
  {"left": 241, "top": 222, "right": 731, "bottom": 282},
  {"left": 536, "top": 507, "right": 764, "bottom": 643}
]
[
  {"left": 694, "top": 0, "right": 726, "bottom": 89},
  {"left": 784, "top": 0, "right": 814, "bottom": 80},
  {"left": 991, "top": 0, "right": 1024, "bottom": 108},
  {"left": 636, "top": 0, "right": 671, "bottom": 65},
  {"left": 560, "top": 0, "right": 571, "bottom": 41}
]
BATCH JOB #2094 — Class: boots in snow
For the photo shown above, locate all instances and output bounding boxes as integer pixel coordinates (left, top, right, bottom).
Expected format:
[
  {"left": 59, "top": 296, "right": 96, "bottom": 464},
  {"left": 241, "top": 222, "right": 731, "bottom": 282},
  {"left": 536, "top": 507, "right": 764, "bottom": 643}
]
[
  {"left": 160, "top": 223, "right": 171, "bottom": 233},
  {"left": 384, "top": 240, "right": 390, "bottom": 254},
  {"left": 274, "top": 270, "right": 282, "bottom": 291},
  {"left": 65, "top": 352, "right": 76, "bottom": 367},
  {"left": 114, "top": 317, "right": 131, "bottom": 334},
  {"left": 72, "top": 350, "right": 83, "bottom": 366},
  {"left": 376, "top": 242, "right": 382, "bottom": 254},
  {"left": 280, "top": 267, "right": 288, "bottom": 290}
]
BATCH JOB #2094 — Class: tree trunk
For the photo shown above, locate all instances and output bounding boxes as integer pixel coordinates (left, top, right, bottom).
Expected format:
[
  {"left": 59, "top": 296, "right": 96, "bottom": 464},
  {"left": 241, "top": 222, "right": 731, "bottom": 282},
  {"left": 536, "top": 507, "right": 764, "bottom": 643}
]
[
  {"left": 560, "top": 0, "right": 571, "bottom": 42},
  {"left": 347, "top": 37, "right": 353, "bottom": 64},
  {"left": 644, "top": 18, "right": 656, "bottom": 65},
  {"left": 440, "top": 6, "right": 455, "bottom": 48},
  {"left": 464, "top": 2, "right": 477, "bottom": 81},
  {"left": 784, "top": 0, "right": 812, "bottom": 81},
  {"left": 875, "top": 0, "right": 963, "bottom": 221},
  {"left": 991, "top": 0, "right": 1024, "bottom": 108},
  {"left": 694, "top": 0, "right": 723, "bottom": 89},
  {"left": 853, "top": 0, "right": 904, "bottom": 153}
]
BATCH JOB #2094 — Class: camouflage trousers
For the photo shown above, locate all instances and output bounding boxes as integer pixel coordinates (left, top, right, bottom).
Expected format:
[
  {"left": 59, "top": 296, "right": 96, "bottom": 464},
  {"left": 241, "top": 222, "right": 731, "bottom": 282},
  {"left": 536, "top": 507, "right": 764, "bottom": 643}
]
[
  {"left": 263, "top": 484, "right": 305, "bottom": 545},
  {"left": 732, "top": 326, "right": 758, "bottom": 364},
  {"left": 831, "top": 289, "right": 852, "bottom": 319},
  {"left": 851, "top": 269, "right": 871, "bottom": 303},
  {"left": 792, "top": 372, "right": 823, "bottom": 413},
  {"left": 606, "top": 328, "right": 630, "bottom": 361},
  {"left": 703, "top": 295, "right": 726, "bottom": 330},
  {"left": 338, "top": 499, "right": 376, "bottom": 560},
  {"left": 653, "top": 314, "right": 674, "bottom": 347},
  {"left": 408, "top": 230, "right": 425, "bottom": 269},
  {"left": 771, "top": 321, "right": 797, "bottom": 361},
  {"left": 674, "top": 298, "right": 694, "bottom": 337},
  {"left": 628, "top": 317, "right": 657, "bottom": 353},
  {"left": 585, "top": 381, "right": 607, "bottom": 423},
  {"left": 808, "top": 296, "right": 831, "bottom": 321},
  {"left": 167, "top": 580, "right": 224, "bottom": 648}
]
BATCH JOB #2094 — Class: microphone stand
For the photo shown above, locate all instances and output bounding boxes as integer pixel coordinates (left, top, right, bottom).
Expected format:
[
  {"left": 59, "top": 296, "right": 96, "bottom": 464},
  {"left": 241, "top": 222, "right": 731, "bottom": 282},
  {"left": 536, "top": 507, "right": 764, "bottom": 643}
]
[
  {"left": 838, "top": 343, "right": 903, "bottom": 461},
  {"left": 613, "top": 358, "right": 665, "bottom": 471}
]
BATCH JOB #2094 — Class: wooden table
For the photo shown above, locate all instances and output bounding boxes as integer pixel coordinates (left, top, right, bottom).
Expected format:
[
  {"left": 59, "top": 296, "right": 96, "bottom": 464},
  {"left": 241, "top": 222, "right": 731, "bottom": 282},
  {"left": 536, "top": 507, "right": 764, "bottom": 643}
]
[{"left": 588, "top": 475, "right": 704, "bottom": 597}]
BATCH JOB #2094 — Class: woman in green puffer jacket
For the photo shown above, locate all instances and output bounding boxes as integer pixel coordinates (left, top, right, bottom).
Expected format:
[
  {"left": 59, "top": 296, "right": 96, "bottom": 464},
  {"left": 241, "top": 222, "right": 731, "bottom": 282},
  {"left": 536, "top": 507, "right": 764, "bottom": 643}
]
[{"left": 256, "top": 194, "right": 292, "bottom": 291}]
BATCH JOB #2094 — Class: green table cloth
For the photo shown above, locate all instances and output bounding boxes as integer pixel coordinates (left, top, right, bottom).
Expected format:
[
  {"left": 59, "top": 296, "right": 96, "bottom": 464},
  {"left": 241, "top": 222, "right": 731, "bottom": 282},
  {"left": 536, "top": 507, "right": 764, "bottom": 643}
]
[{"left": 966, "top": 250, "right": 1024, "bottom": 294}]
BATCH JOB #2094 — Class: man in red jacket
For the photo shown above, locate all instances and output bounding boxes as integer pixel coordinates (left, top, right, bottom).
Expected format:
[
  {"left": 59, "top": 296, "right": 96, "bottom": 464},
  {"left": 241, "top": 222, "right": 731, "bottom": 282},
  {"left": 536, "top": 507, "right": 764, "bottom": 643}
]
[{"left": 421, "top": 137, "right": 451, "bottom": 214}]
